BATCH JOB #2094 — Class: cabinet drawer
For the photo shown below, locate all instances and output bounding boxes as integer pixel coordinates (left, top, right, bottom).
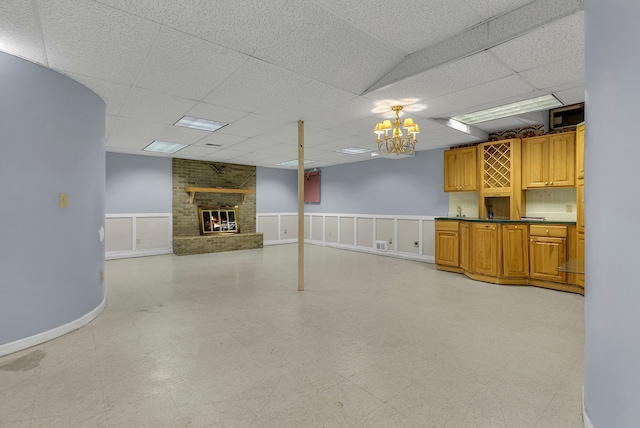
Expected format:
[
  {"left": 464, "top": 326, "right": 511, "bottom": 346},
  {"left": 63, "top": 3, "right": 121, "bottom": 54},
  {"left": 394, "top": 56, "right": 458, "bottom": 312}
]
[
  {"left": 436, "top": 221, "right": 459, "bottom": 232},
  {"left": 529, "top": 225, "right": 567, "bottom": 238}
]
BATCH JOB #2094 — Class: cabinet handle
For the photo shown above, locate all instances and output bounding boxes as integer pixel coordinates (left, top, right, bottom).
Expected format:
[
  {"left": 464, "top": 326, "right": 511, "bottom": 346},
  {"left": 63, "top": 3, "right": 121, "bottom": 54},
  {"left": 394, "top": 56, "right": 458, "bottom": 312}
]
[
  {"left": 545, "top": 182, "right": 548, "bottom": 185},
  {"left": 546, "top": 229, "right": 549, "bottom": 234},
  {"left": 550, "top": 181, "right": 553, "bottom": 185},
  {"left": 493, "top": 227, "right": 496, "bottom": 230},
  {"left": 531, "top": 238, "right": 534, "bottom": 242}
]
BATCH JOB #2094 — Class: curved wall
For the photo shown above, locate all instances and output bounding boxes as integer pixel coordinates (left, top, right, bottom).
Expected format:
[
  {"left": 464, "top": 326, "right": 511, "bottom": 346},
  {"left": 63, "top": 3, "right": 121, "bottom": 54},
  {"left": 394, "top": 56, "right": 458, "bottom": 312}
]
[{"left": 0, "top": 52, "right": 106, "bottom": 354}]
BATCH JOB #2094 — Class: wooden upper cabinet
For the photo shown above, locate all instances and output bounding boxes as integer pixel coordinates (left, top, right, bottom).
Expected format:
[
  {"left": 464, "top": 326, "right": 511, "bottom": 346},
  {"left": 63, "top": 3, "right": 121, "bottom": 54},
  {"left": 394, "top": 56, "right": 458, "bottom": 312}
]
[
  {"left": 576, "top": 123, "right": 585, "bottom": 180},
  {"left": 444, "top": 147, "right": 477, "bottom": 192},
  {"left": 522, "top": 132, "right": 575, "bottom": 189}
]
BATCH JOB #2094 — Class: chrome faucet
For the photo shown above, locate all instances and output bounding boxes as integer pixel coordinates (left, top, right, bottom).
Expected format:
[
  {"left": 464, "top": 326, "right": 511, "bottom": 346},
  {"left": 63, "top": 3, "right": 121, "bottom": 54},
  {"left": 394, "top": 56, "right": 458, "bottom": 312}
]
[{"left": 456, "top": 206, "right": 462, "bottom": 217}]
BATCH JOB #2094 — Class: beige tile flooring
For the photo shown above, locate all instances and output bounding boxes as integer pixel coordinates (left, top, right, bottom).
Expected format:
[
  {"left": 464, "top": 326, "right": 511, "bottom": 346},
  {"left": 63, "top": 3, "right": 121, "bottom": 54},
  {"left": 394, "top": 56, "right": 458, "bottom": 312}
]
[{"left": 0, "top": 244, "right": 585, "bottom": 427}]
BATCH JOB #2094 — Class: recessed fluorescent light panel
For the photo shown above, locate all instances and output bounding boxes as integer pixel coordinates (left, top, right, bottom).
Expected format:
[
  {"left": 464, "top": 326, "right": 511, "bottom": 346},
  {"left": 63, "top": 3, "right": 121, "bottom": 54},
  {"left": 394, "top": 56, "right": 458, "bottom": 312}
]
[
  {"left": 453, "top": 95, "right": 563, "bottom": 125},
  {"left": 143, "top": 141, "right": 187, "bottom": 154},
  {"left": 336, "top": 148, "right": 372, "bottom": 155},
  {"left": 276, "top": 159, "right": 316, "bottom": 167},
  {"left": 175, "top": 116, "right": 228, "bottom": 132}
]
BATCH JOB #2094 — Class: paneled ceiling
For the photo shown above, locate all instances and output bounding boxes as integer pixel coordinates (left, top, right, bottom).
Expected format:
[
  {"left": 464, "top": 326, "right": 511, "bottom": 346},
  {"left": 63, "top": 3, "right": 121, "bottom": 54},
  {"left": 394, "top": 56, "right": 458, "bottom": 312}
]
[{"left": 0, "top": 0, "right": 584, "bottom": 168}]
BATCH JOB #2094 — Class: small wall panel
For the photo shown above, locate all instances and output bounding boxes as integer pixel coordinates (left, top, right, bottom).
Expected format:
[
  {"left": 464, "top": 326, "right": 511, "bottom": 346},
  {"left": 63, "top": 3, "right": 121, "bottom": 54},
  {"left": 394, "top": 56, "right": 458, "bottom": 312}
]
[
  {"left": 280, "top": 215, "right": 298, "bottom": 240},
  {"left": 105, "top": 217, "right": 133, "bottom": 252},
  {"left": 325, "top": 216, "right": 338, "bottom": 243},
  {"left": 340, "top": 217, "right": 355, "bottom": 245},
  {"left": 398, "top": 219, "right": 419, "bottom": 254},
  {"left": 357, "top": 218, "right": 374, "bottom": 248},
  {"left": 136, "top": 217, "right": 170, "bottom": 250},
  {"left": 258, "top": 216, "right": 278, "bottom": 241}
]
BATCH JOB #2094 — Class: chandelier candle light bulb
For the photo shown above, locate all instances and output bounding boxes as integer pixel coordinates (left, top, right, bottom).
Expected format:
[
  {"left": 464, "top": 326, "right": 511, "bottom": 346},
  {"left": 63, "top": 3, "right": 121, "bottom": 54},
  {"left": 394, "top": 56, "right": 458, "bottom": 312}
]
[{"left": 374, "top": 105, "right": 419, "bottom": 155}]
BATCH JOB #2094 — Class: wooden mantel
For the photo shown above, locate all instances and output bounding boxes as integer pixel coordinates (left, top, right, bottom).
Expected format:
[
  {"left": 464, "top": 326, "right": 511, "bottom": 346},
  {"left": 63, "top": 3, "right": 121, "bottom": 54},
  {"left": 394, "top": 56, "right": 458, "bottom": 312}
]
[{"left": 184, "top": 186, "right": 255, "bottom": 204}]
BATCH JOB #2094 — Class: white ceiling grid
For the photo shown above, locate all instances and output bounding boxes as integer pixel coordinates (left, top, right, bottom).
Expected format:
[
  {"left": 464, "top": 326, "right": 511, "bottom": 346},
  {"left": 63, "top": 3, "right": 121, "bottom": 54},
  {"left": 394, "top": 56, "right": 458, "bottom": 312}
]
[{"left": 0, "top": 0, "right": 585, "bottom": 168}]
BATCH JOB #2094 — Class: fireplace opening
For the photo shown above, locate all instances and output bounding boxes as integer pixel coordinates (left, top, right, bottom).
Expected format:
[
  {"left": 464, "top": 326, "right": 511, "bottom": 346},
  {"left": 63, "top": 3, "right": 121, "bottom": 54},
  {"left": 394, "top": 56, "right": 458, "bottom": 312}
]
[{"left": 198, "top": 206, "right": 239, "bottom": 235}]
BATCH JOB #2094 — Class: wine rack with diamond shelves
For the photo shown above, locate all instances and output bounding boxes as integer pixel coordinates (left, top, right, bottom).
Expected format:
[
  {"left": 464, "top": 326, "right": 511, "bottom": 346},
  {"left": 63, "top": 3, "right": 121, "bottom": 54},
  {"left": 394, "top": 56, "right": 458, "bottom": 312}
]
[{"left": 478, "top": 139, "right": 525, "bottom": 220}]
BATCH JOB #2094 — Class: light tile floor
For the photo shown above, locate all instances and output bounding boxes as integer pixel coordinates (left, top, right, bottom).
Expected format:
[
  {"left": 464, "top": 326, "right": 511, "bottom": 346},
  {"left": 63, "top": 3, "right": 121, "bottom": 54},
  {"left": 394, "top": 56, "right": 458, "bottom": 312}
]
[{"left": 0, "top": 244, "right": 585, "bottom": 427}]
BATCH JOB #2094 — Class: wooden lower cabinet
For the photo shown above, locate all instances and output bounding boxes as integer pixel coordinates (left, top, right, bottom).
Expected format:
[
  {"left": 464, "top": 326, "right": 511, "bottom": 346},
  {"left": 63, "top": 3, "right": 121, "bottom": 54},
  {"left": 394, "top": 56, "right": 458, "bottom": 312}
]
[
  {"left": 529, "top": 236, "right": 567, "bottom": 283},
  {"left": 435, "top": 220, "right": 581, "bottom": 294},
  {"left": 577, "top": 233, "right": 585, "bottom": 288},
  {"left": 470, "top": 223, "right": 498, "bottom": 277},
  {"left": 435, "top": 221, "right": 459, "bottom": 267},
  {"left": 459, "top": 222, "right": 470, "bottom": 271},
  {"left": 502, "top": 224, "right": 529, "bottom": 277}
]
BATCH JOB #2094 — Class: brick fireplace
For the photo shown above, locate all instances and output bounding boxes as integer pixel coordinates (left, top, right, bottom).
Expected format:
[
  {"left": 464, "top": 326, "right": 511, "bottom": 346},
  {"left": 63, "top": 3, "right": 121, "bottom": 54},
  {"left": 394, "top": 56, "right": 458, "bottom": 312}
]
[{"left": 172, "top": 158, "right": 263, "bottom": 255}]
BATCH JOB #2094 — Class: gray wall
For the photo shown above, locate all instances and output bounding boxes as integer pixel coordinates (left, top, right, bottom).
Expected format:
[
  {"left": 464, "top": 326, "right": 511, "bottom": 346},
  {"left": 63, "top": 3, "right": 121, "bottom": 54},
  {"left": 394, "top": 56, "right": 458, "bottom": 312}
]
[
  {"left": 304, "top": 149, "right": 448, "bottom": 216},
  {"left": 106, "top": 152, "right": 172, "bottom": 214},
  {"left": 584, "top": 2, "right": 640, "bottom": 427},
  {"left": 256, "top": 167, "right": 298, "bottom": 213},
  {"left": 0, "top": 52, "right": 105, "bottom": 347}
]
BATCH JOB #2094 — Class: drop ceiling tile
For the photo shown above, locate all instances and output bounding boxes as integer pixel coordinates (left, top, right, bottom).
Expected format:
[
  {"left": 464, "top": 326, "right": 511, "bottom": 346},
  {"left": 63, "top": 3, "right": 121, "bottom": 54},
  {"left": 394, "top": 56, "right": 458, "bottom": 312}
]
[
  {"left": 254, "top": 80, "right": 358, "bottom": 121},
  {"left": 204, "top": 58, "right": 311, "bottom": 113},
  {"left": 110, "top": 117, "right": 168, "bottom": 140},
  {"left": 135, "top": 27, "right": 248, "bottom": 100},
  {"left": 173, "top": 145, "right": 217, "bottom": 158},
  {"left": 93, "top": 0, "right": 289, "bottom": 55},
  {"left": 106, "top": 115, "right": 116, "bottom": 134},
  {"left": 489, "top": 11, "right": 584, "bottom": 73},
  {"left": 424, "top": 75, "right": 537, "bottom": 118},
  {"left": 519, "top": 54, "right": 584, "bottom": 90},
  {"left": 252, "top": 1, "right": 405, "bottom": 93},
  {"left": 156, "top": 125, "right": 210, "bottom": 145},
  {"left": 204, "top": 150, "right": 246, "bottom": 162},
  {"left": 63, "top": 73, "right": 131, "bottom": 116},
  {"left": 39, "top": 0, "right": 160, "bottom": 85},
  {"left": 252, "top": 142, "right": 298, "bottom": 156},
  {"left": 217, "top": 114, "right": 293, "bottom": 139},
  {"left": 488, "top": 0, "right": 582, "bottom": 46},
  {"left": 313, "top": 0, "right": 481, "bottom": 53},
  {"left": 228, "top": 152, "right": 279, "bottom": 164},
  {"left": 464, "top": 0, "right": 533, "bottom": 20},
  {"left": 194, "top": 133, "right": 247, "bottom": 148},
  {"left": 0, "top": 0, "right": 45, "bottom": 64},
  {"left": 554, "top": 86, "right": 584, "bottom": 106},
  {"left": 118, "top": 87, "right": 196, "bottom": 124},
  {"left": 225, "top": 138, "right": 276, "bottom": 153},
  {"left": 368, "top": 52, "right": 513, "bottom": 102},
  {"left": 106, "top": 134, "right": 152, "bottom": 151},
  {"left": 185, "top": 102, "right": 249, "bottom": 124}
]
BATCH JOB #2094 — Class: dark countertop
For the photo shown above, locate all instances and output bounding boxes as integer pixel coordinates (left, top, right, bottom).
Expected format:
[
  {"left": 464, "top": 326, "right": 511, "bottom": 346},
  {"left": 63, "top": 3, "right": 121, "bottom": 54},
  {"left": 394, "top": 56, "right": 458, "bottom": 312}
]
[{"left": 435, "top": 217, "right": 576, "bottom": 225}]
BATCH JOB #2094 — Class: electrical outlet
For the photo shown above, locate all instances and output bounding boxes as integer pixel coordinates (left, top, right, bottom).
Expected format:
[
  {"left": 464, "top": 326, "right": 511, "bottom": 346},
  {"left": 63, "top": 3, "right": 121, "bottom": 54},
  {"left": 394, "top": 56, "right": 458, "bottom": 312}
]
[
  {"left": 100, "top": 271, "right": 104, "bottom": 283},
  {"left": 414, "top": 241, "right": 419, "bottom": 247},
  {"left": 388, "top": 238, "right": 392, "bottom": 245},
  {"left": 136, "top": 238, "right": 141, "bottom": 244},
  {"left": 284, "top": 229, "right": 287, "bottom": 235},
  {"left": 59, "top": 193, "right": 68, "bottom": 208},
  {"left": 566, "top": 204, "right": 573, "bottom": 213}
]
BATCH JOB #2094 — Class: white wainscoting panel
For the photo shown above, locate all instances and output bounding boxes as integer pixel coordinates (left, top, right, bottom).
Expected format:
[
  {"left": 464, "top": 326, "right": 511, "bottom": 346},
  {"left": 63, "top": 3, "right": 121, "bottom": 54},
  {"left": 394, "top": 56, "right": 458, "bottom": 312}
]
[
  {"left": 257, "top": 213, "right": 436, "bottom": 263},
  {"left": 105, "top": 213, "right": 173, "bottom": 260}
]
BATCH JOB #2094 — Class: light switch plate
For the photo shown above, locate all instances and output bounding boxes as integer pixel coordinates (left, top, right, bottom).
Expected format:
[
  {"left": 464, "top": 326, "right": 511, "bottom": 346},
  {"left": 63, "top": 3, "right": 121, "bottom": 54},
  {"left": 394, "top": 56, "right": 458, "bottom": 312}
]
[{"left": 59, "top": 193, "right": 68, "bottom": 208}]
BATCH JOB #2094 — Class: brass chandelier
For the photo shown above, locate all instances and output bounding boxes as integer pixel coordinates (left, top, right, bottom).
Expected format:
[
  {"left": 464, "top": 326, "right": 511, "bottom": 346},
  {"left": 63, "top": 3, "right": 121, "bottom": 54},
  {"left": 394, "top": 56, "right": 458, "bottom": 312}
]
[{"left": 374, "top": 105, "right": 420, "bottom": 155}]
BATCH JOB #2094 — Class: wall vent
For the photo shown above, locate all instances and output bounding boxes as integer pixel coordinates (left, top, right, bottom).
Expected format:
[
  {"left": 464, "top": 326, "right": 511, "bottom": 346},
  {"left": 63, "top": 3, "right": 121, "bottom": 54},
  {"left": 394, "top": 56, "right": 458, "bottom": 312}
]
[{"left": 375, "top": 240, "right": 388, "bottom": 251}]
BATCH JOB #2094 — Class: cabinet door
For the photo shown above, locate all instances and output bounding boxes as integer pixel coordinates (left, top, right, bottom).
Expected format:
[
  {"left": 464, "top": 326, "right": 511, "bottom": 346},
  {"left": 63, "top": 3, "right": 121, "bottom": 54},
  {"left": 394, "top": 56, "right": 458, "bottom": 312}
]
[
  {"left": 435, "top": 230, "right": 459, "bottom": 266},
  {"left": 576, "top": 123, "right": 585, "bottom": 180},
  {"left": 459, "top": 222, "right": 470, "bottom": 271},
  {"left": 471, "top": 224, "right": 498, "bottom": 276},
  {"left": 577, "top": 234, "right": 585, "bottom": 288},
  {"left": 548, "top": 133, "right": 575, "bottom": 187},
  {"left": 502, "top": 225, "right": 528, "bottom": 277},
  {"left": 459, "top": 147, "right": 477, "bottom": 191},
  {"left": 444, "top": 150, "right": 459, "bottom": 192},
  {"left": 577, "top": 181, "right": 584, "bottom": 235},
  {"left": 529, "top": 237, "right": 567, "bottom": 283},
  {"left": 523, "top": 137, "right": 549, "bottom": 188}
]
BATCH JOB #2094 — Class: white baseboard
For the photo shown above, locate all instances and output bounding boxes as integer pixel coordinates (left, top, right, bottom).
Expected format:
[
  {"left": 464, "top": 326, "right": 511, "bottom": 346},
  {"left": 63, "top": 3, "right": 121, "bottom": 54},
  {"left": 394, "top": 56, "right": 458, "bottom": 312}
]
[
  {"left": 306, "top": 239, "right": 435, "bottom": 264},
  {"left": 583, "top": 385, "right": 595, "bottom": 428},
  {"left": 106, "top": 248, "right": 173, "bottom": 260},
  {"left": 0, "top": 294, "right": 106, "bottom": 358},
  {"left": 263, "top": 239, "right": 298, "bottom": 246}
]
